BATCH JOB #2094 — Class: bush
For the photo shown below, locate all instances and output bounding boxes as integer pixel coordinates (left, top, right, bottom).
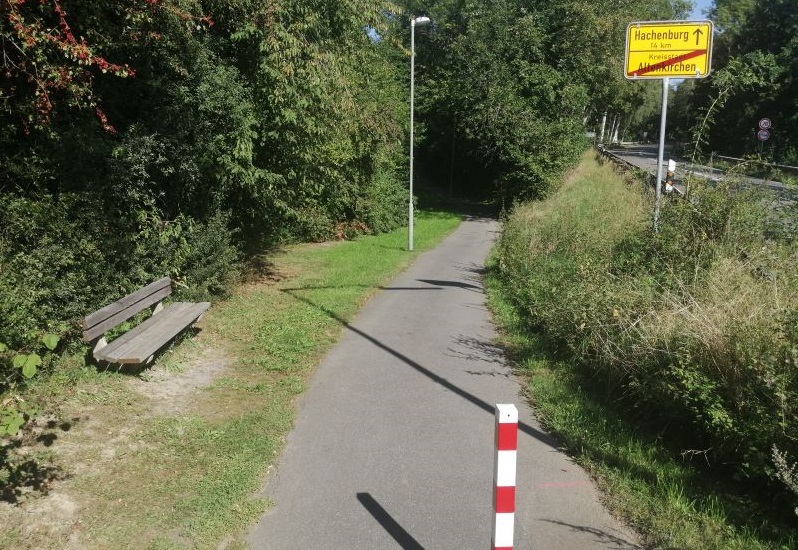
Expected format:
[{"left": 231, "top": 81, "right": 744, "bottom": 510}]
[
  {"left": 172, "top": 212, "right": 241, "bottom": 302},
  {"left": 355, "top": 167, "right": 407, "bottom": 235},
  {"left": 0, "top": 194, "right": 116, "bottom": 348},
  {"left": 0, "top": 194, "right": 239, "bottom": 353}
]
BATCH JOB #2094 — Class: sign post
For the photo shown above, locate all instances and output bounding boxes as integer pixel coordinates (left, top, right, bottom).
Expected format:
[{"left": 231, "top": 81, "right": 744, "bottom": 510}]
[
  {"left": 653, "top": 76, "right": 670, "bottom": 229},
  {"left": 625, "top": 20, "right": 713, "bottom": 230},
  {"left": 757, "top": 118, "right": 772, "bottom": 155}
]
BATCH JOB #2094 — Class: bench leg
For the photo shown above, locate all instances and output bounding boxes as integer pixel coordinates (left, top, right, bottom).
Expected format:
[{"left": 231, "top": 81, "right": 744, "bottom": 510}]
[{"left": 93, "top": 336, "right": 108, "bottom": 356}]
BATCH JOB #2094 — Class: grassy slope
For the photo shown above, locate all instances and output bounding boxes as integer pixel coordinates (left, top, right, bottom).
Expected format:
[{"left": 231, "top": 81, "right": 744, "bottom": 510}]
[
  {"left": 0, "top": 210, "right": 461, "bottom": 549},
  {"left": 486, "top": 152, "right": 796, "bottom": 549}
]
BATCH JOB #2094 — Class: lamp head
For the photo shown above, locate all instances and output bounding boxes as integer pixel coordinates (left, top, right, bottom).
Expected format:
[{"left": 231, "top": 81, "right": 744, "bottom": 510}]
[{"left": 412, "top": 16, "right": 431, "bottom": 26}]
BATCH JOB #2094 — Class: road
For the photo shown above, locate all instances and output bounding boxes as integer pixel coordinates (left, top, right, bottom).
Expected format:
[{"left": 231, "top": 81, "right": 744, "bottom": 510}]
[
  {"left": 605, "top": 143, "right": 788, "bottom": 192},
  {"left": 248, "top": 217, "right": 640, "bottom": 550}
]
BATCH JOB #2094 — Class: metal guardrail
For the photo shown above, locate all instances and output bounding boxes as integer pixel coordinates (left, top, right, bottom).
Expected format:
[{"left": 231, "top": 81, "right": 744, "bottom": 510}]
[
  {"left": 597, "top": 144, "right": 656, "bottom": 181},
  {"left": 596, "top": 145, "right": 684, "bottom": 195},
  {"left": 710, "top": 154, "right": 798, "bottom": 173},
  {"left": 596, "top": 144, "right": 643, "bottom": 172}
]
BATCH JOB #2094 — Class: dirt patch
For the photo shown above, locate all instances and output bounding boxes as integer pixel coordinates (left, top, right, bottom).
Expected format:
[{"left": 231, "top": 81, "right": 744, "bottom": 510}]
[
  {"left": 130, "top": 343, "right": 231, "bottom": 416},
  {"left": 22, "top": 491, "right": 78, "bottom": 538}
]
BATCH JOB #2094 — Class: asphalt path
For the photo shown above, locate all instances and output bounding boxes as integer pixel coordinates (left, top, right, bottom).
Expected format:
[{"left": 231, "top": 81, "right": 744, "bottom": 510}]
[{"left": 248, "top": 217, "right": 640, "bottom": 550}]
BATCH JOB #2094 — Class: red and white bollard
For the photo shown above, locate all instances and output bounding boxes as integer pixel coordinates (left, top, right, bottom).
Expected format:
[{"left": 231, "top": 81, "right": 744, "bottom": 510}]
[{"left": 492, "top": 404, "right": 518, "bottom": 550}]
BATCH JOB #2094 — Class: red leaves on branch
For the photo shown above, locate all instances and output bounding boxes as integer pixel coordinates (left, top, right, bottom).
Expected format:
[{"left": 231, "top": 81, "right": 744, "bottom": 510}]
[
  {"left": 95, "top": 107, "right": 117, "bottom": 134},
  {"left": 1, "top": 0, "right": 212, "bottom": 132},
  {"left": 1, "top": 0, "right": 138, "bottom": 129}
]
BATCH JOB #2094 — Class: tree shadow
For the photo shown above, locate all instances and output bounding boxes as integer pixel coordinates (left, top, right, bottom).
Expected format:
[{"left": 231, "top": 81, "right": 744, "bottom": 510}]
[
  {"left": 416, "top": 278, "right": 482, "bottom": 292},
  {"left": 455, "top": 262, "right": 491, "bottom": 289},
  {"left": 416, "top": 189, "right": 501, "bottom": 219},
  {"left": 445, "top": 334, "right": 507, "bottom": 367},
  {"left": 1, "top": 417, "right": 75, "bottom": 504},
  {"left": 539, "top": 519, "right": 641, "bottom": 549}
]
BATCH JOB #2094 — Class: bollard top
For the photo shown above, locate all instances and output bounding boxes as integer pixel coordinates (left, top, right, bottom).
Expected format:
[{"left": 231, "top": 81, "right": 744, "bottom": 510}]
[{"left": 495, "top": 404, "right": 518, "bottom": 424}]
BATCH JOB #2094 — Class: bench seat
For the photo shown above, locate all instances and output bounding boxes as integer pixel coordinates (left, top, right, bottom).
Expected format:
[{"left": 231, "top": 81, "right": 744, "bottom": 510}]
[{"left": 94, "top": 301, "right": 210, "bottom": 364}]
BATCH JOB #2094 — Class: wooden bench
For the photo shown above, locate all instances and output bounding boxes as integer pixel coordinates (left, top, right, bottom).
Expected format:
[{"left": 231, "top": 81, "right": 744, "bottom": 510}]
[{"left": 82, "top": 277, "right": 210, "bottom": 365}]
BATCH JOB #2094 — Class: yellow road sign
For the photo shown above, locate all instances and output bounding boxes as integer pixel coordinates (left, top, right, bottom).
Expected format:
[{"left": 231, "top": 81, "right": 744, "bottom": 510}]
[{"left": 625, "top": 20, "right": 713, "bottom": 79}]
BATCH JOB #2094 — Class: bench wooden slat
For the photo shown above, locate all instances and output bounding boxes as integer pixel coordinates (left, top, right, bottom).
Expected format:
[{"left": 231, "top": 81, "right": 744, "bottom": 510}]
[
  {"left": 83, "top": 285, "right": 172, "bottom": 343},
  {"left": 95, "top": 302, "right": 210, "bottom": 364},
  {"left": 84, "top": 277, "right": 172, "bottom": 332}
]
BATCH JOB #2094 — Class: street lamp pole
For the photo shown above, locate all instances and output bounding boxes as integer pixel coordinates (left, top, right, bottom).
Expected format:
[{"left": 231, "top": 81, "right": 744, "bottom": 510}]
[{"left": 409, "top": 15, "right": 431, "bottom": 251}]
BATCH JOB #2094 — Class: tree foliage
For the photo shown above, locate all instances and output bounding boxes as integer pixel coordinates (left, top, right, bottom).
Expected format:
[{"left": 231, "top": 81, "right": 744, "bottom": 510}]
[
  {"left": 673, "top": 0, "right": 798, "bottom": 164},
  {"left": 400, "top": 0, "right": 684, "bottom": 202},
  {"left": 0, "top": 0, "right": 704, "bottom": 375},
  {"left": 0, "top": 0, "right": 409, "bottom": 391}
]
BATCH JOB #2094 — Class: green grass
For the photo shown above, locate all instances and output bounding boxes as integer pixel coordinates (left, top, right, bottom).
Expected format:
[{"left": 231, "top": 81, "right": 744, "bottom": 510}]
[{"left": 0, "top": 210, "right": 461, "bottom": 549}]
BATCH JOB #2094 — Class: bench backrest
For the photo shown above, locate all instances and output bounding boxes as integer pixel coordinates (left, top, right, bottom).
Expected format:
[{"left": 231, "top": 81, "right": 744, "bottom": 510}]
[{"left": 83, "top": 277, "right": 172, "bottom": 342}]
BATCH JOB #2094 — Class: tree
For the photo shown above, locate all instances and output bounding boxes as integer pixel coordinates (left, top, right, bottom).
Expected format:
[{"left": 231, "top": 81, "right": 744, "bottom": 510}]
[
  {"left": 0, "top": 0, "right": 412, "bottom": 363},
  {"left": 397, "top": 0, "right": 683, "bottom": 202},
  {"left": 685, "top": 0, "right": 798, "bottom": 163}
]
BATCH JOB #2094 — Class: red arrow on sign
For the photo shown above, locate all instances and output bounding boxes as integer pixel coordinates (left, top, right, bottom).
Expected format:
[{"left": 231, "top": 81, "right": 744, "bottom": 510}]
[{"left": 629, "top": 49, "right": 707, "bottom": 77}]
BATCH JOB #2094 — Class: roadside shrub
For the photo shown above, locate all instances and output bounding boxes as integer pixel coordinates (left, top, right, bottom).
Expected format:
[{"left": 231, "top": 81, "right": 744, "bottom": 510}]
[
  {"left": 0, "top": 194, "right": 239, "bottom": 352},
  {"left": 355, "top": 167, "right": 406, "bottom": 235},
  {"left": 496, "top": 151, "right": 649, "bottom": 347},
  {"left": 495, "top": 153, "right": 798, "bottom": 502}
]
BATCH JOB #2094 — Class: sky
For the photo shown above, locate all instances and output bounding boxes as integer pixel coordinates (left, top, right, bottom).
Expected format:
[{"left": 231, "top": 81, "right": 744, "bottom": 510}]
[{"left": 690, "top": 0, "right": 714, "bottom": 20}]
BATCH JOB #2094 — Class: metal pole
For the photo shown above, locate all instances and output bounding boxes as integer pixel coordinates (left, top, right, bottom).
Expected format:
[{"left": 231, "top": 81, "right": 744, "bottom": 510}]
[
  {"left": 654, "top": 77, "right": 670, "bottom": 232},
  {"left": 408, "top": 18, "right": 416, "bottom": 251}
]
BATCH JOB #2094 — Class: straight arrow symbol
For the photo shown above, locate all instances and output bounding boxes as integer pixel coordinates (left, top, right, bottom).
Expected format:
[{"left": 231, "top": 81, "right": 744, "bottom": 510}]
[{"left": 693, "top": 28, "right": 703, "bottom": 45}]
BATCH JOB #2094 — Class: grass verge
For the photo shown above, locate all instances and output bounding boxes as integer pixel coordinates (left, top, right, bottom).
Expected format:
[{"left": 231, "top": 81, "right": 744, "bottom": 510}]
[{"left": 0, "top": 209, "right": 461, "bottom": 549}]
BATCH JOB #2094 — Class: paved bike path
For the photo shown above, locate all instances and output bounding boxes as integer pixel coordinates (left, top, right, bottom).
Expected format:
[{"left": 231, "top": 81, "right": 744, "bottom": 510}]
[{"left": 249, "top": 217, "right": 640, "bottom": 550}]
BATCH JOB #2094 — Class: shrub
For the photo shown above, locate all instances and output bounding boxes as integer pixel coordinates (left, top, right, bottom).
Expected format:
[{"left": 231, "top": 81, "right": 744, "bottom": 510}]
[
  {"left": 355, "top": 167, "right": 407, "bottom": 235},
  {"left": 0, "top": 194, "right": 116, "bottom": 348},
  {"left": 0, "top": 194, "right": 239, "bottom": 352},
  {"left": 172, "top": 212, "right": 241, "bottom": 302}
]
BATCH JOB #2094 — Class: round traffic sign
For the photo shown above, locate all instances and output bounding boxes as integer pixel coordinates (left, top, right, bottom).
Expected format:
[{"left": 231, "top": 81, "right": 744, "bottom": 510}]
[
  {"left": 757, "top": 129, "right": 771, "bottom": 142},
  {"left": 759, "top": 118, "right": 772, "bottom": 130}
]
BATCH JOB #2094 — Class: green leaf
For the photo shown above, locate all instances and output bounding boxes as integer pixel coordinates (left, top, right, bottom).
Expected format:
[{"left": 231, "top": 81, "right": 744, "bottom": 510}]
[
  {"left": 0, "top": 342, "right": 7, "bottom": 352},
  {"left": 1, "top": 412, "right": 25, "bottom": 436},
  {"left": 13, "top": 354, "right": 42, "bottom": 378},
  {"left": 42, "top": 334, "right": 60, "bottom": 351}
]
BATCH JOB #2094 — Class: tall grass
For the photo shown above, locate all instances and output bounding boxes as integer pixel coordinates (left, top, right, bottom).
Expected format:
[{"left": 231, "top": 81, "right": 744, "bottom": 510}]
[{"left": 491, "top": 150, "right": 798, "bottom": 546}]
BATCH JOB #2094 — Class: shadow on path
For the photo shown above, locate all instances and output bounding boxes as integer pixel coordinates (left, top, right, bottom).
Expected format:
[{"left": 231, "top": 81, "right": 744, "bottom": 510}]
[
  {"left": 357, "top": 493, "right": 427, "bottom": 550},
  {"left": 416, "top": 278, "right": 482, "bottom": 292},
  {"left": 281, "top": 289, "right": 559, "bottom": 449}
]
